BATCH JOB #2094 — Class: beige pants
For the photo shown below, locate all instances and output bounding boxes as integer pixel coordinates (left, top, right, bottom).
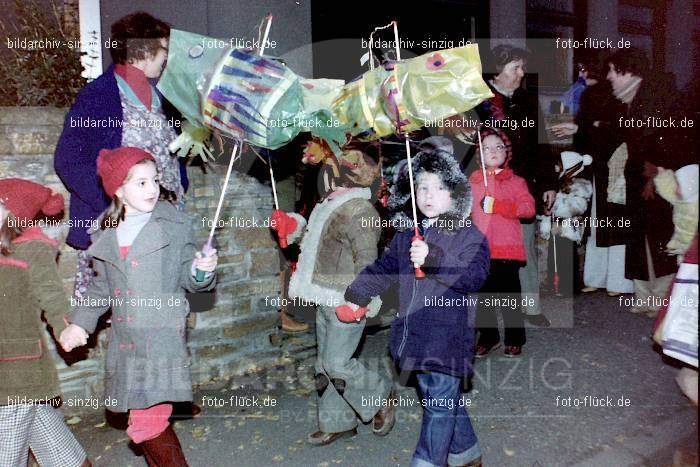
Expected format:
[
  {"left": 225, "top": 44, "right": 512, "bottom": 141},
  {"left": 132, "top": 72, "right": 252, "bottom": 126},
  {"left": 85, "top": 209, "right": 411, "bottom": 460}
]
[{"left": 632, "top": 238, "right": 675, "bottom": 312}]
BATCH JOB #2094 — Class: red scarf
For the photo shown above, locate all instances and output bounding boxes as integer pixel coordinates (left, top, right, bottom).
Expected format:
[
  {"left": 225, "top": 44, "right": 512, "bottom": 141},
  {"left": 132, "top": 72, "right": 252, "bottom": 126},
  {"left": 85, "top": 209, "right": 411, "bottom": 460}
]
[{"left": 115, "top": 64, "right": 152, "bottom": 111}]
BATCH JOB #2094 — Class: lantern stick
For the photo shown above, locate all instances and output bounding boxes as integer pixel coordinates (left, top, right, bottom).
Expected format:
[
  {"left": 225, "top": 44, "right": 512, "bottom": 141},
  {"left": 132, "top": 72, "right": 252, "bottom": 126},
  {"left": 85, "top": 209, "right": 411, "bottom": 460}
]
[{"left": 392, "top": 20, "right": 425, "bottom": 278}]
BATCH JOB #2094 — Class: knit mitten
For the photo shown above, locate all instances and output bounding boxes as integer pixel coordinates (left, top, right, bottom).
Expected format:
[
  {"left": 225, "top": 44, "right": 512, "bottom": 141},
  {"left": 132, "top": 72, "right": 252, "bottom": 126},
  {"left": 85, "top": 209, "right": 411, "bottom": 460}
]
[
  {"left": 271, "top": 210, "right": 297, "bottom": 248},
  {"left": 335, "top": 304, "right": 368, "bottom": 323},
  {"left": 492, "top": 200, "right": 519, "bottom": 217}
]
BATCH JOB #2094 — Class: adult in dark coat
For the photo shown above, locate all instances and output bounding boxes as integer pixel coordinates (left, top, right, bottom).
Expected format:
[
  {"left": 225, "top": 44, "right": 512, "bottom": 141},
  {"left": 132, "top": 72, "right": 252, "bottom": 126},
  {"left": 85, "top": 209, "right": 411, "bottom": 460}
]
[
  {"left": 54, "top": 12, "right": 189, "bottom": 252},
  {"left": 552, "top": 60, "right": 633, "bottom": 295},
  {"left": 606, "top": 48, "right": 694, "bottom": 312},
  {"left": 475, "top": 45, "right": 558, "bottom": 326}
]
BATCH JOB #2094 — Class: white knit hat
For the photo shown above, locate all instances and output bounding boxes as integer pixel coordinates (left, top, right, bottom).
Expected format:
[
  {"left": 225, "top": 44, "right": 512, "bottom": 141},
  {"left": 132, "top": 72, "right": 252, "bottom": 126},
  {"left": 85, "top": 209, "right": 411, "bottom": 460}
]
[{"left": 559, "top": 151, "right": 592, "bottom": 179}]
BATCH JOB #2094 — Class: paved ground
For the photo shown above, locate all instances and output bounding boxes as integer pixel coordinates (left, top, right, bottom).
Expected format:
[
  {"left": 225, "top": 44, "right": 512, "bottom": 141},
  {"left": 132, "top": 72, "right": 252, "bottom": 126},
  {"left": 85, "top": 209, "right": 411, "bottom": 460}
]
[{"left": 66, "top": 292, "right": 698, "bottom": 466}]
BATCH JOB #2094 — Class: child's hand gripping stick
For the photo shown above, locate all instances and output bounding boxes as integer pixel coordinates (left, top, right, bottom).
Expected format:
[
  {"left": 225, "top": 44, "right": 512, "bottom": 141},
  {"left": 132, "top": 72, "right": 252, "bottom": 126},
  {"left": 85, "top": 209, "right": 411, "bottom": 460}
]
[
  {"left": 195, "top": 242, "right": 215, "bottom": 282},
  {"left": 412, "top": 228, "right": 426, "bottom": 279}
]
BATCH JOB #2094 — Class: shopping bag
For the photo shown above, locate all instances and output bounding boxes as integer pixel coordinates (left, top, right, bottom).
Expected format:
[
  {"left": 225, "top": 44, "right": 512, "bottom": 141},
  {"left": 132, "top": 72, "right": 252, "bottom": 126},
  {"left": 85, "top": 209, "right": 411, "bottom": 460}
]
[{"left": 661, "top": 262, "right": 698, "bottom": 367}]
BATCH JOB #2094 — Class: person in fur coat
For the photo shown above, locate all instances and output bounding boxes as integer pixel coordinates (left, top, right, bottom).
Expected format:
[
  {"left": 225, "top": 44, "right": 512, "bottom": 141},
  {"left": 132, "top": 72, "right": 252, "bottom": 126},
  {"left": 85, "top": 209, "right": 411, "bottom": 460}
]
[
  {"left": 273, "top": 142, "right": 396, "bottom": 446},
  {"left": 341, "top": 137, "right": 490, "bottom": 467},
  {"left": 538, "top": 151, "right": 594, "bottom": 297},
  {"left": 537, "top": 151, "right": 594, "bottom": 244}
]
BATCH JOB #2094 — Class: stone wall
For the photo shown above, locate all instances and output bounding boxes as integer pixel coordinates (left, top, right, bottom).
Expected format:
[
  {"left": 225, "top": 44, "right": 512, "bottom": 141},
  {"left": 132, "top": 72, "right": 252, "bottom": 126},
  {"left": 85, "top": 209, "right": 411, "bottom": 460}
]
[{"left": 0, "top": 106, "right": 314, "bottom": 406}]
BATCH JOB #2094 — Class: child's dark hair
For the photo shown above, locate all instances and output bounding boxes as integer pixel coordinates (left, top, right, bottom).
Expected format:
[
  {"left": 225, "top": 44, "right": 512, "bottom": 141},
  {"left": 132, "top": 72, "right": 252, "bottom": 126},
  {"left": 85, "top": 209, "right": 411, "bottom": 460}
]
[
  {"left": 110, "top": 12, "right": 170, "bottom": 65},
  {"left": 414, "top": 155, "right": 469, "bottom": 203},
  {"left": 0, "top": 213, "right": 21, "bottom": 256},
  {"left": 100, "top": 159, "right": 175, "bottom": 230}
]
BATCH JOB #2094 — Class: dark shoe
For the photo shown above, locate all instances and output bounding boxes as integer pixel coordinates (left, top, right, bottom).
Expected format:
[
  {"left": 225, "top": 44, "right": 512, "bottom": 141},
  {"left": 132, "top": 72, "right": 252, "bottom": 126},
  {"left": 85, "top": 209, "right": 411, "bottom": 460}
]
[
  {"left": 504, "top": 346, "right": 522, "bottom": 357},
  {"left": 525, "top": 314, "right": 551, "bottom": 327},
  {"left": 81, "top": 460, "right": 93, "bottom": 467},
  {"left": 141, "top": 425, "right": 189, "bottom": 467},
  {"left": 307, "top": 428, "right": 357, "bottom": 446},
  {"left": 450, "top": 456, "right": 483, "bottom": 467},
  {"left": 475, "top": 342, "right": 501, "bottom": 358},
  {"left": 171, "top": 402, "right": 201, "bottom": 420},
  {"left": 373, "top": 390, "right": 397, "bottom": 436}
]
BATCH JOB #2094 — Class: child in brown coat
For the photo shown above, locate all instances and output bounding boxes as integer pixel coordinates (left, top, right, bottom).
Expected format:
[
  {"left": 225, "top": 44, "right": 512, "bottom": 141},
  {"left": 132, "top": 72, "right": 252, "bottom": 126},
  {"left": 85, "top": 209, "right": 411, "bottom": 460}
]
[{"left": 0, "top": 178, "right": 90, "bottom": 467}]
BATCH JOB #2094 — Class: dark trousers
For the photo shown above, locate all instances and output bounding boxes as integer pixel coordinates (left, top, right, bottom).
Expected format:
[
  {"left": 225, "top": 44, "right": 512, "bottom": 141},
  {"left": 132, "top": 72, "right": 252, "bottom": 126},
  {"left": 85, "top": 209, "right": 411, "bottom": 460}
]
[
  {"left": 477, "top": 260, "right": 526, "bottom": 347},
  {"left": 547, "top": 234, "right": 577, "bottom": 297}
]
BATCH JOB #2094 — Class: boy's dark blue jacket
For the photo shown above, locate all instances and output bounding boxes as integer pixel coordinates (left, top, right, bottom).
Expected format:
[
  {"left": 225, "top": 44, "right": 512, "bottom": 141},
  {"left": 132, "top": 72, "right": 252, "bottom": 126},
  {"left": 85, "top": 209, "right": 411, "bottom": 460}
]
[
  {"left": 345, "top": 223, "right": 490, "bottom": 378},
  {"left": 54, "top": 65, "right": 189, "bottom": 250}
]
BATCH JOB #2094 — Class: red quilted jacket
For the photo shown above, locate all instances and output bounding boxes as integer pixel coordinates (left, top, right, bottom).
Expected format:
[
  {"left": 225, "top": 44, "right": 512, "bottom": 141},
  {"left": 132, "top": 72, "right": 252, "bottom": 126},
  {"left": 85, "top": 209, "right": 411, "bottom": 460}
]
[{"left": 469, "top": 168, "right": 535, "bottom": 262}]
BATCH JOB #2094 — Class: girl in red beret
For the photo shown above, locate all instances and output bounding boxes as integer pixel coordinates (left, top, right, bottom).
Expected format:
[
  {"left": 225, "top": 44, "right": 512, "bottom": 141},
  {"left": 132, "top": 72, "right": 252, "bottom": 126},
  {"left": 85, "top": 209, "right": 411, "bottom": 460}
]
[
  {"left": 59, "top": 147, "right": 217, "bottom": 466},
  {"left": 0, "top": 179, "right": 91, "bottom": 467}
]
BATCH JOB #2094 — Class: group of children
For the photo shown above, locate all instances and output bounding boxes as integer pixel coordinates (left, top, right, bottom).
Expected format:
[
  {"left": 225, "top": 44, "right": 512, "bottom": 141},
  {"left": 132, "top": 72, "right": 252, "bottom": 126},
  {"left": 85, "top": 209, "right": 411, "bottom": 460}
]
[{"left": 2, "top": 127, "right": 533, "bottom": 466}]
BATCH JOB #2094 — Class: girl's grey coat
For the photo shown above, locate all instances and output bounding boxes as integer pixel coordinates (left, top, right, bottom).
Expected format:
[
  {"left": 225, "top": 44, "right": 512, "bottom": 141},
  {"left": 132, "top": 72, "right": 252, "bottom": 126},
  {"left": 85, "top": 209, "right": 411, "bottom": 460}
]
[{"left": 70, "top": 202, "right": 215, "bottom": 412}]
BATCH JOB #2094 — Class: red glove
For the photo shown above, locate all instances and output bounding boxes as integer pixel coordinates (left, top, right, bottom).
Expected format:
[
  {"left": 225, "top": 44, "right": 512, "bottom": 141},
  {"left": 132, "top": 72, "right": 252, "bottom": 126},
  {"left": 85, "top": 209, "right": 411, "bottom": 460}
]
[
  {"left": 271, "top": 209, "right": 297, "bottom": 248},
  {"left": 492, "top": 200, "right": 519, "bottom": 218},
  {"left": 335, "top": 304, "right": 368, "bottom": 323}
]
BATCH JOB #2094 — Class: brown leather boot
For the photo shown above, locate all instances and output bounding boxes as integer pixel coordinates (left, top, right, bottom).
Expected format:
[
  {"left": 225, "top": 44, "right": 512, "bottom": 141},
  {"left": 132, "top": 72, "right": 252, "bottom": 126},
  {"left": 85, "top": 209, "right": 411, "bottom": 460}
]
[
  {"left": 140, "top": 425, "right": 189, "bottom": 467},
  {"left": 373, "top": 389, "right": 397, "bottom": 436},
  {"left": 280, "top": 309, "right": 309, "bottom": 333},
  {"left": 81, "top": 459, "right": 93, "bottom": 467}
]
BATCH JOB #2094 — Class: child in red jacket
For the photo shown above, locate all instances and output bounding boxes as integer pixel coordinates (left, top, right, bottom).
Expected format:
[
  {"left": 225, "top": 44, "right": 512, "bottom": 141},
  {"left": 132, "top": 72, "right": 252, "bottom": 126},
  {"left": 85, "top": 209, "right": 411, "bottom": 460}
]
[{"left": 470, "top": 128, "right": 535, "bottom": 357}]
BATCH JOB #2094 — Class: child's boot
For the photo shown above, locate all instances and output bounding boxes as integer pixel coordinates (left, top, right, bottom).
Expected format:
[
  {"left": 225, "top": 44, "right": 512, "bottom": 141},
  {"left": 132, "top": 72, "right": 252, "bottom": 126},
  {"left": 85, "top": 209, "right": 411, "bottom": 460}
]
[
  {"left": 280, "top": 308, "right": 309, "bottom": 332},
  {"left": 140, "top": 425, "right": 188, "bottom": 467}
]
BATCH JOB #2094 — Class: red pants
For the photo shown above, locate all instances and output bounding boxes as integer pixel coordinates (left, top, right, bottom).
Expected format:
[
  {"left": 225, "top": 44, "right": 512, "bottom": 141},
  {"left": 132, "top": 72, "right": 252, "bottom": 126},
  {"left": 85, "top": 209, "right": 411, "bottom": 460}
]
[{"left": 126, "top": 403, "right": 172, "bottom": 444}]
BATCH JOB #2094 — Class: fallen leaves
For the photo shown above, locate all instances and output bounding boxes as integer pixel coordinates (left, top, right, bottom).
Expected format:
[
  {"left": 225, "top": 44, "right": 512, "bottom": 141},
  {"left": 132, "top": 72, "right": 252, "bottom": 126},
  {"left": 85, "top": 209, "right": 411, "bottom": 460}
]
[{"left": 191, "top": 425, "right": 210, "bottom": 440}]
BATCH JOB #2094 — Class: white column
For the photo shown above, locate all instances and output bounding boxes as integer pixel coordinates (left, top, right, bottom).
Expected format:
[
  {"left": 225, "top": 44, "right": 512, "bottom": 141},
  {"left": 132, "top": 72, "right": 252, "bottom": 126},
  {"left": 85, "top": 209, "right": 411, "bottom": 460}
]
[{"left": 78, "top": 0, "right": 102, "bottom": 81}]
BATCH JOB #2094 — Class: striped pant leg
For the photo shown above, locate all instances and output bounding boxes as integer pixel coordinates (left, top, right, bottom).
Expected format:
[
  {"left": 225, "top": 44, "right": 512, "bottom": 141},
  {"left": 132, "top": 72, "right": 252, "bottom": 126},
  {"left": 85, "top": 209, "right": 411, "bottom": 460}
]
[
  {"left": 28, "top": 405, "right": 86, "bottom": 467},
  {"left": 0, "top": 404, "right": 34, "bottom": 467}
]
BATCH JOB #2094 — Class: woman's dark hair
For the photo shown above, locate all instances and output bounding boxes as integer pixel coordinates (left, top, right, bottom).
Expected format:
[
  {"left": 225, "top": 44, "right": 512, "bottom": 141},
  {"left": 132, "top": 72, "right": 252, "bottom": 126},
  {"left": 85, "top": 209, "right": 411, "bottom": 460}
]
[
  {"left": 0, "top": 213, "right": 21, "bottom": 256},
  {"left": 489, "top": 44, "right": 530, "bottom": 75},
  {"left": 110, "top": 12, "right": 170, "bottom": 65},
  {"left": 576, "top": 50, "right": 605, "bottom": 81},
  {"left": 606, "top": 47, "right": 649, "bottom": 79}
]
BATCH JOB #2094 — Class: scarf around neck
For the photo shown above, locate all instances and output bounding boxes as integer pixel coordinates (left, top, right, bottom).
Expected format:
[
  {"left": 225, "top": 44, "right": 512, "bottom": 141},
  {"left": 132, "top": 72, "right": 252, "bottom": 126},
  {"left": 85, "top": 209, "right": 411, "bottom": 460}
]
[
  {"left": 613, "top": 76, "right": 642, "bottom": 104},
  {"left": 489, "top": 79, "right": 516, "bottom": 98},
  {"left": 115, "top": 64, "right": 153, "bottom": 110}
]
